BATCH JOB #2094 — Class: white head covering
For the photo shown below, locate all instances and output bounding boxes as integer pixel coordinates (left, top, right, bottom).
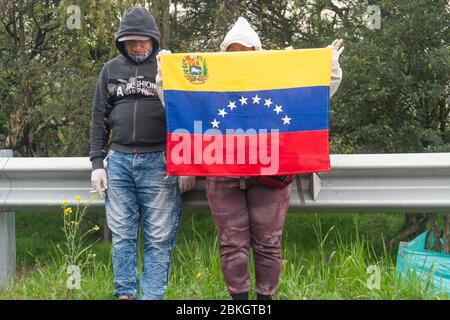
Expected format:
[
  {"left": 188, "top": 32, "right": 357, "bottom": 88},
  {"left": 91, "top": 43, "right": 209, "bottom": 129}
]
[{"left": 220, "top": 17, "right": 262, "bottom": 52}]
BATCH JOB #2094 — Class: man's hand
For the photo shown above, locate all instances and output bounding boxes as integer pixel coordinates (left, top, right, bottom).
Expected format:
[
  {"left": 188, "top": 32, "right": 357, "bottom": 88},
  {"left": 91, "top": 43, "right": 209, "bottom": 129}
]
[
  {"left": 178, "top": 176, "right": 196, "bottom": 194},
  {"left": 327, "top": 39, "right": 344, "bottom": 63},
  {"left": 156, "top": 49, "right": 172, "bottom": 79},
  {"left": 91, "top": 168, "right": 108, "bottom": 198},
  {"left": 156, "top": 50, "right": 172, "bottom": 107},
  {"left": 156, "top": 49, "right": 172, "bottom": 65}
]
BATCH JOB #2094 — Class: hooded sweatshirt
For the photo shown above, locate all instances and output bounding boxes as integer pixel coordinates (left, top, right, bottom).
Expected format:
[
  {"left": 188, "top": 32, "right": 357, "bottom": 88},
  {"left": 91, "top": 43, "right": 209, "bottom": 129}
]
[
  {"left": 89, "top": 7, "right": 166, "bottom": 170},
  {"left": 219, "top": 17, "right": 343, "bottom": 96}
]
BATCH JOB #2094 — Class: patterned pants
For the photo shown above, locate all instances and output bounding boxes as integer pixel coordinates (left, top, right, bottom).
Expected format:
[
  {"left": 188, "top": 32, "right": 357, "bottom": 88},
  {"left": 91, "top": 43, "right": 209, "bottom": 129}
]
[{"left": 206, "top": 177, "right": 291, "bottom": 296}]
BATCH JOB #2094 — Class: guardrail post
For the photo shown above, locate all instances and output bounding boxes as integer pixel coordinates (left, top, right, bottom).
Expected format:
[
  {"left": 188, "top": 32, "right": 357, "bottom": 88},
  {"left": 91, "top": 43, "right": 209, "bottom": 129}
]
[{"left": 0, "top": 149, "right": 15, "bottom": 291}]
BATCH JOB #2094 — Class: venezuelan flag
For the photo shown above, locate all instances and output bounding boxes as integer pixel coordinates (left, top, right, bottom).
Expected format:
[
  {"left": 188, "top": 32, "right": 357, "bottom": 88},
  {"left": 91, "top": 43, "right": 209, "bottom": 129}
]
[{"left": 161, "top": 48, "right": 332, "bottom": 176}]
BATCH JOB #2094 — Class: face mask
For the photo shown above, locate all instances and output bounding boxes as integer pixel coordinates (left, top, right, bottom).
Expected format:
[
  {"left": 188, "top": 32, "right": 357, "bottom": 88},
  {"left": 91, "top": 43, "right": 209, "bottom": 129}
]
[{"left": 127, "top": 49, "right": 152, "bottom": 63}]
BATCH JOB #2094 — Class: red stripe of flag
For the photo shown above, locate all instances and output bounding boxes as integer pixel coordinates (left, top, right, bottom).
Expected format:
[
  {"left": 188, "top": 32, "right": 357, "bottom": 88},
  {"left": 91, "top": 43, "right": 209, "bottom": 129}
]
[{"left": 166, "top": 130, "right": 330, "bottom": 176}]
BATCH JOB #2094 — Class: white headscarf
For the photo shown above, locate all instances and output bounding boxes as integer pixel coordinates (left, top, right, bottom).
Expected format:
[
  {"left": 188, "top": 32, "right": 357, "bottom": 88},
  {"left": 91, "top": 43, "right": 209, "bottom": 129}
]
[{"left": 220, "top": 17, "right": 262, "bottom": 52}]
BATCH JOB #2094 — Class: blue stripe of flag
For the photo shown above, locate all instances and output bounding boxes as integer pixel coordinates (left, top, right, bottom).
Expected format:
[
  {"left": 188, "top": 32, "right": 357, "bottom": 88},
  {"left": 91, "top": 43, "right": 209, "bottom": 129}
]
[{"left": 165, "top": 86, "right": 329, "bottom": 134}]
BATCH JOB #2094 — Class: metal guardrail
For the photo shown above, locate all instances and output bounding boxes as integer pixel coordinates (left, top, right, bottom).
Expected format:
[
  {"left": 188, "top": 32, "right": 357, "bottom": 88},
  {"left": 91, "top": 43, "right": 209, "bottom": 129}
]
[
  {"left": 1, "top": 150, "right": 450, "bottom": 289},
  {"left": 2, "top": 153, "right": 450, "bottom": 212}
]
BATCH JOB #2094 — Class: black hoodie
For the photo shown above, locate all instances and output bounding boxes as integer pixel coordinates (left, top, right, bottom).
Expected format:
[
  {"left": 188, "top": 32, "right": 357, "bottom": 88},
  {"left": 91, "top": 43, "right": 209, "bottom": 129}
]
[{"left": 89, "top": 7, "right": 166, "bottom": 170}]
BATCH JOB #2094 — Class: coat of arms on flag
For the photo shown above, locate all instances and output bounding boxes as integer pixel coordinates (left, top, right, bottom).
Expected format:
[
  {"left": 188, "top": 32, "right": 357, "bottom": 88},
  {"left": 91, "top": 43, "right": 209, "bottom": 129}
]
[{"left": 161, "top": 48, "right": 333, "bottom": 176}]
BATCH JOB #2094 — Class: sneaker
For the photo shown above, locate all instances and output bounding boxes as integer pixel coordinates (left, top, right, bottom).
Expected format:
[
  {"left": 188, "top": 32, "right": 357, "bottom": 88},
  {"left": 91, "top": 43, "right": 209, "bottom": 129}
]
[{"left": 118, "top": 294, "right": 134, "bottom": 300}]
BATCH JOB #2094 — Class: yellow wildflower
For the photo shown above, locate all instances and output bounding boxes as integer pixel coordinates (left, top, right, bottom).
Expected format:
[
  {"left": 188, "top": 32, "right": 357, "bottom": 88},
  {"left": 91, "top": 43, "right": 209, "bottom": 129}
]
[
  {"left": 62, "top": 200, "right": 69, "bottom": 206},
  {"left": 93, "top": 225, "right": 100, "bottom": 231},
  {"left": 75, "top": 196, "right": 82, "bottom": 203},
  {"left": 64, "top": 207, "right": 73, "bottom": 216}
]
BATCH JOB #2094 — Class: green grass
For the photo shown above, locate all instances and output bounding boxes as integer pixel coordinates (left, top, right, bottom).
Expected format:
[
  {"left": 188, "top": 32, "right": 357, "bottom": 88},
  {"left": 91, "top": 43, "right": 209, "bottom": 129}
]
[{"left": 0, "top": 209, "right": 448, "bottom": 300}]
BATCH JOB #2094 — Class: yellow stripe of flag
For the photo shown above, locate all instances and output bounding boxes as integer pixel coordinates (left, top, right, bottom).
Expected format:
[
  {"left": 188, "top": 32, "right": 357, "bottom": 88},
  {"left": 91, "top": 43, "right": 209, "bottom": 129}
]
[{"left": 161, "top": 48, "right": 332, "bottom": 92}]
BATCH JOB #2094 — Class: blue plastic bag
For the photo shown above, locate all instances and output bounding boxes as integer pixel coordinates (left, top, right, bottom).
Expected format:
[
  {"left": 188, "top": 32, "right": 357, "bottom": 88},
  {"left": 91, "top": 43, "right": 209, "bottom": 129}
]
[{"left": 396, "top": 231, "right": 450, "bottom": 296}]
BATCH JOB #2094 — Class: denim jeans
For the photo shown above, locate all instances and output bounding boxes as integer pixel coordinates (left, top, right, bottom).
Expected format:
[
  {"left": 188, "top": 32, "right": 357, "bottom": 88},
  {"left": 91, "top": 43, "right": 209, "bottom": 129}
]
[{"left": 105, "top": 150, "right": 181, "bottom": 300}]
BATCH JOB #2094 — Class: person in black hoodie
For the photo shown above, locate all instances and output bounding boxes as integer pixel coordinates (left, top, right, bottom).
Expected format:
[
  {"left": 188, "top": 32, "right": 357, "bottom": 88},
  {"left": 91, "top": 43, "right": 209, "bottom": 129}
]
[{"left": 89, "top": 6, "right": 194, "bottom": 300}]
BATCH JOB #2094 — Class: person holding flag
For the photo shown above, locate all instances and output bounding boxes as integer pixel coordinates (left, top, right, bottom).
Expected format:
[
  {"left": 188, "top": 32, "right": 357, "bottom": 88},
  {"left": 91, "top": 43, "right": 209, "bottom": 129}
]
[
  {"left": 203, "top": 17, "right": 344, "bottom": 300},
  {"left": 156, "top": 16, "right": 343, "bottom": 300}
]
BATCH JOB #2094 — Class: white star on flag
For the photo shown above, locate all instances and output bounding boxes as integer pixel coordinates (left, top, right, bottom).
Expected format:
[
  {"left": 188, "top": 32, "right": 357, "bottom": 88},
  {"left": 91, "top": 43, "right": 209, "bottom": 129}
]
[
  {"left": 264, "top": 98, "right": 273, "bottom": 108},
  {"left": 213, "top": 96, "right": 290, "bottom": 129},
  {"left": 211, "top": 119, "right": 220, "bottom": 128},
  {"left": 218, "top": 108, "right": 228, "bottom": 117},
  {"left": 282, "top": 115, "right": 292, "bottom": 125},
  {"left": 274, "top": 105, "right": 283, "bottom": 114},
  {"left": 239, "top": 96, "right": 248, "bottom": 105},
  {"left": 227, "top": 101, "right": 237, "bottom": 110},
  {"left": 252, "top": 95, "right": 261, "bottom": 104}
]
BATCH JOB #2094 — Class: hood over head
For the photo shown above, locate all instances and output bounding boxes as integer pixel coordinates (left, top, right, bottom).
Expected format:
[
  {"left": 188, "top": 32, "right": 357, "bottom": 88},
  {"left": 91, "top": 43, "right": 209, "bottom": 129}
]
[
  {"left": 220, "top": 17, "right": 262, "bottom": 52},
  {"left": 115, "top": 7, "right": 161, "bottom": 62}
]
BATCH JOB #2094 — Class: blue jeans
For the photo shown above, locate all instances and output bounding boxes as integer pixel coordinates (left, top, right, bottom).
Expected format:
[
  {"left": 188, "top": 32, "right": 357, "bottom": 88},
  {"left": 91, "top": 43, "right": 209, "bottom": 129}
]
[{"left": 105, "top": 150, "right": 181, "bottom": 300}]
